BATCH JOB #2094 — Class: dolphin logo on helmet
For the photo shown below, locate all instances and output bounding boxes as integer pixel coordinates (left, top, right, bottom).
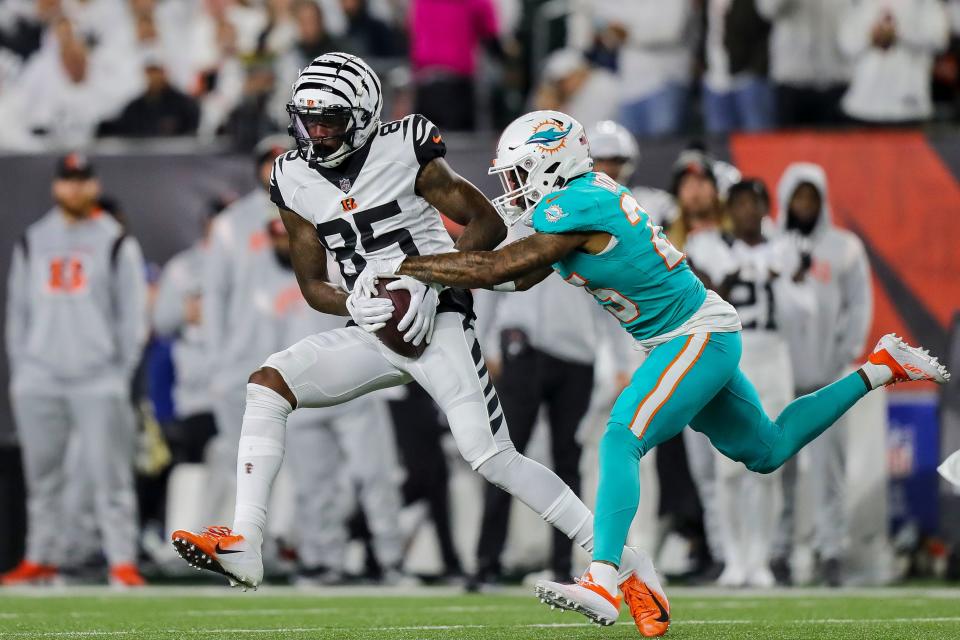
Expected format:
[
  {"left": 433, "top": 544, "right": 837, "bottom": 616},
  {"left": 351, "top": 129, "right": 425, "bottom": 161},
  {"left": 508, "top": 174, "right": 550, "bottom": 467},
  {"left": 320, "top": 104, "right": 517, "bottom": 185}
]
[{"left": 526, "top": 121, "right": 573, "bottom": 145}]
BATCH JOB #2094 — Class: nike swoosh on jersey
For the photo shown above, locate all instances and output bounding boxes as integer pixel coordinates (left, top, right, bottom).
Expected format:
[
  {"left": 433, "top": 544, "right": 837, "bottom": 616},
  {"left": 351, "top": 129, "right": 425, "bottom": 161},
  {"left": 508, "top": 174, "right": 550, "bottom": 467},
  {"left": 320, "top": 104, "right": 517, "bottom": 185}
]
[{"left": 215, "top": 543, "right": 244, "bottom": 555}]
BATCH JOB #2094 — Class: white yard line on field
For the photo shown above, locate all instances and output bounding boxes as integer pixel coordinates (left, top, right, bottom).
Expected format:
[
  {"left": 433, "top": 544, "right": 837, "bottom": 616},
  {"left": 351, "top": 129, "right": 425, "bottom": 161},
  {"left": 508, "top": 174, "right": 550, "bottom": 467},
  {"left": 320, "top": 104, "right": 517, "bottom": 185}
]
[
  {"left": 5, "top": 585, "right": 960, "bottom": 599},
  {"left": 5, "top": 617, "right": 960, "bottom": 637},
  {"left": 2, "top": 605, "right": 535, "bottom": 620}
]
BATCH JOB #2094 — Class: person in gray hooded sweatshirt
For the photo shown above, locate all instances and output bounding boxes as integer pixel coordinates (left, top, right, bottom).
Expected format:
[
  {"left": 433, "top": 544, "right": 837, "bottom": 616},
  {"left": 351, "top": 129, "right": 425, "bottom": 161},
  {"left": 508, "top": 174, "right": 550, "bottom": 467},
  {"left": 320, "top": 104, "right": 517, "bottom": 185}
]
[
  {"left": 770, "top": 162, "right": 873, "bottom": 587},
  {"left": 2, "top": 153, "right": 148, "bottom": 587}
]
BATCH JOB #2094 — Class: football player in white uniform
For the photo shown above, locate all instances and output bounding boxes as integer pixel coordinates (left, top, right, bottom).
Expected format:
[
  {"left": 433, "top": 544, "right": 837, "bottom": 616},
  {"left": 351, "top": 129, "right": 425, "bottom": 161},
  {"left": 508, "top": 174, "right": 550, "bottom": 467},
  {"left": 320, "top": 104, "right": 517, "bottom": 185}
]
[
  {"left": 684, "top": 178, "right": 812, "bottom": 588},
  {"left": 170, "top": 54, "right": 656, "bottom": 614}
]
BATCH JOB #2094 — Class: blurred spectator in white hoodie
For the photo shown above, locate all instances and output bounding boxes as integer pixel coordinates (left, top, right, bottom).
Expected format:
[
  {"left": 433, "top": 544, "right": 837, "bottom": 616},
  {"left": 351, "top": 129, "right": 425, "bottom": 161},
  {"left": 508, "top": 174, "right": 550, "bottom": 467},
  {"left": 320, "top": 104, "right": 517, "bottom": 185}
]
[{"left": 839, "top": 0, "right": 949, "bottom": 124}]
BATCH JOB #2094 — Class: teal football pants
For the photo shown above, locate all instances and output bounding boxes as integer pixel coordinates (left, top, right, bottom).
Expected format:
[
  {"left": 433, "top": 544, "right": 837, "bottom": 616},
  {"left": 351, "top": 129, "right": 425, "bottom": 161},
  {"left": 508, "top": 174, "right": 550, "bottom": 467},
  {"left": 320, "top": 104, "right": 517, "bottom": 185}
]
[{"left": 593, "top": 330, "right": 869, "bottom": 566}]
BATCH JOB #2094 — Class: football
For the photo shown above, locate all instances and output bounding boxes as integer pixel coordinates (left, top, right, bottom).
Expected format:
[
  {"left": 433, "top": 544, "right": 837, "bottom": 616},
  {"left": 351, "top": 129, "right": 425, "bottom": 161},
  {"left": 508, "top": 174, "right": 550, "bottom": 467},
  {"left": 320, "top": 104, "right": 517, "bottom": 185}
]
[{"left": 374, "top": 277, "right": 427, "bottom": 359}]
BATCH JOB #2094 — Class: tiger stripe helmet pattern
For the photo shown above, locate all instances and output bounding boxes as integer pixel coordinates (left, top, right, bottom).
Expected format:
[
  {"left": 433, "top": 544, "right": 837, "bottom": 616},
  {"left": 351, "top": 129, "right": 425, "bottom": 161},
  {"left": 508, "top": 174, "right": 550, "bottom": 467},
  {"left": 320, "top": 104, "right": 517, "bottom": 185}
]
[{"left": 286, "top": 52, "right": 383, "bottom": 169}]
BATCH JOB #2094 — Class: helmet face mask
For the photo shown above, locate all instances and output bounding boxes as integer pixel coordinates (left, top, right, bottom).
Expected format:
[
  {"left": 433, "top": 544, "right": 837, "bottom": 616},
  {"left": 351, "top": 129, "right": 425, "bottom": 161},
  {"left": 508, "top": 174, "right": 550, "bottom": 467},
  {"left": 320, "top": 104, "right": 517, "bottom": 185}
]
[
  {"left": 490, "top": 155, "right": 540, "bottom": 226},
  {"left": 287, "top": 103, "right": 369, "bottom": 167},
  {"left": 286, "top": 53, "right": 382, "bottom": 170},
  {"left": 488, "top": 111, "right": 593, "bottom": 227}
]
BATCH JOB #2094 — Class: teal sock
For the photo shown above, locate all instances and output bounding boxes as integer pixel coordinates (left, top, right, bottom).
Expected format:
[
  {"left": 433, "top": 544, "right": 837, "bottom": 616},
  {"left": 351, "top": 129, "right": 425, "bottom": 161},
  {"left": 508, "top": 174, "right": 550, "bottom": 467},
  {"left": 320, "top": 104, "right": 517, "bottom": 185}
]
[
  {"left": 593, "top": 425, "right": 642, "bottom": 566},
  {"left": 755, "top": 371, "right": 869, "bottom": 472}
]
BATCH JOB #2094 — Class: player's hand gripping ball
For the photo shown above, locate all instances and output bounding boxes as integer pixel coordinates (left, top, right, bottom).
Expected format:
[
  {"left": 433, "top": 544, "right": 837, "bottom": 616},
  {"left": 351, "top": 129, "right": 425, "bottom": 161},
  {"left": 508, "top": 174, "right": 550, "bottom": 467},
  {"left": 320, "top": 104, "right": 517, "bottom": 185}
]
[{"left": 373, "top": 277, "right": 437, "bottom": 358}]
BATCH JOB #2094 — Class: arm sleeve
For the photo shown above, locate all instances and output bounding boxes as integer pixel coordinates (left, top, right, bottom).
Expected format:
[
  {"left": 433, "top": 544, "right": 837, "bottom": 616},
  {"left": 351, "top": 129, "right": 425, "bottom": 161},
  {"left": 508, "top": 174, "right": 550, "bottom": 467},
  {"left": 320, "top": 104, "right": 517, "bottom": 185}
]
[
  {"left": 269, "top": 154, "right": 307, "bottom": 218},
  {"left": 112, "top": 236, "right": 149, "bottom": 377},
  {"left": 203, "top": 218, "right": 232, "bottom": 364},
  {"left": 410, "top": 114, "right": 446, "bottom": 167},
  {"left": 833, "top": 235, "right": 873, "bottom": 369},
  {"left": 896, "top": 0, "right": 949, "bottom": 53},
  {"left": 152, "top": 256, "right": 187, "bottom": 338},
  {"left": 5, "top": 240, "right": 29, "bottom": 368}
]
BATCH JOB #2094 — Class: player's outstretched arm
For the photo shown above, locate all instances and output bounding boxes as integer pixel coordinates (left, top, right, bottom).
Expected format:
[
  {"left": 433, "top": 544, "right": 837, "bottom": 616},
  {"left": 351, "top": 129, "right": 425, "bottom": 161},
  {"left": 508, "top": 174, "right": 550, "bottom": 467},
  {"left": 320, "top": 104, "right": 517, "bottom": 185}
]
[
  {"left": 279, "top": 208, "right": 350, "bottom": 316},
  {"left": 415, "top": 157, "right": 507, "bottom": 251},
  {"left": 396, "top": 232, "right": 588, "bottom": 290}
]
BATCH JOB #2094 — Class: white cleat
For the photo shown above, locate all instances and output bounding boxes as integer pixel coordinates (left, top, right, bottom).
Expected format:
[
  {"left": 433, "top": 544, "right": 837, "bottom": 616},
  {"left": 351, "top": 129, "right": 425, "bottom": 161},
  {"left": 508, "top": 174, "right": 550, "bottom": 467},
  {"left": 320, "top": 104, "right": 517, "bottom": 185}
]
[
  {"left": 534, "top": 570, "right": 621, "bottom": 627},
  {"left": 868, "top": 333, "right": 951, "bottom": 385},
  {"left": 171, "top": 526, "right": 262, "bottom": 589}
]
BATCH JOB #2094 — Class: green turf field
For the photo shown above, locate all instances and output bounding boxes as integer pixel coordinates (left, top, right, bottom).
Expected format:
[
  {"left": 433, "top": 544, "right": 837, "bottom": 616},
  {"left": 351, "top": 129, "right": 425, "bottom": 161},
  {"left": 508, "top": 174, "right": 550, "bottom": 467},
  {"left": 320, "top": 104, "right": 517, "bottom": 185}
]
[{"left": 1, "top": 586, "right": 959, "bottom": 639}]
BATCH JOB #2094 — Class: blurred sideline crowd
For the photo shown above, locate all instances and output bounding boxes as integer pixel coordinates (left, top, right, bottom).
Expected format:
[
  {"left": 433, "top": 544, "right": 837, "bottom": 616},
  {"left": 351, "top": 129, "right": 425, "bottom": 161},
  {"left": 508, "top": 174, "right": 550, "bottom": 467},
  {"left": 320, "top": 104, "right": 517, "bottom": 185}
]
[
  {"left": 3, "top": 122, "right": 905, "bottom": 590},
  {"left": 5, "top": 0, "right": 960, "bottom": 152}
]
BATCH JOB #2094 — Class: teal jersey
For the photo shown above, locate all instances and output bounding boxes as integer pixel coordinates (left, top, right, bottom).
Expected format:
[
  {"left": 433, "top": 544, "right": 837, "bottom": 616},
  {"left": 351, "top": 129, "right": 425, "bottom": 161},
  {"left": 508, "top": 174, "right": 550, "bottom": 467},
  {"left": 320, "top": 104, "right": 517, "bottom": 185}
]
[{"left": 531, "top": 172, "right": 706, "bottom": 341}]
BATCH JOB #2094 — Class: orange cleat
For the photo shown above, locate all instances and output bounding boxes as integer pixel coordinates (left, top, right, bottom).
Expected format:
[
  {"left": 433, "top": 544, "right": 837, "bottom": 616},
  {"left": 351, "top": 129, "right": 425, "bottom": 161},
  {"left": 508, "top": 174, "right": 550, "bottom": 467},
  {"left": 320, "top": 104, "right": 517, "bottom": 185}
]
[
  {"left": 109, "top": 563, "right": 146, "bottom": 587},
  {"left": 1, "top": 560, "right": 57, "bottom": 586},
  {"left": 620, "top": 573, "right": 671, "bottom": 637},
  {"left": 171, "top": 526, "right": 262, "bottom": 589}
]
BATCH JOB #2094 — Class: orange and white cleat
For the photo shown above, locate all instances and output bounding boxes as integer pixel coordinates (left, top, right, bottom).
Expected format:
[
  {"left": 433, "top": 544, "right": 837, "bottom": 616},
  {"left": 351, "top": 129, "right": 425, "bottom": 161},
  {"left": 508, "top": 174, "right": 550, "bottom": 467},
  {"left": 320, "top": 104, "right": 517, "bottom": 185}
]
[
  {"left": 0, "top": 560, "right": 57, "bottom": 586},
  {"left": 868, "top": 334, "right": 950, "bottom": 386},
  {"left": 535, "top": 569, "right": 622, "bottom": 626},
  {"left": 171, "top": 526, "right": 262, "bottom": 590},
  {"left": 619, "top": 546, "right": 670, "bottom": 637},
  {"left": 109, "top": 563, "right": 146, "bottom": 588}
]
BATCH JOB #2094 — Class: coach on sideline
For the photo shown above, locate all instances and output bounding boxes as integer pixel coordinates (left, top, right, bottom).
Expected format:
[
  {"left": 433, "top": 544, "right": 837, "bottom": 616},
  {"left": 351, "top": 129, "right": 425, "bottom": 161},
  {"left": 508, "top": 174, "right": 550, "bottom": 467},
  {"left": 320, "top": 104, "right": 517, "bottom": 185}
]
[{"left": 1, "top": 154, "right": 148, "bottom": 587}]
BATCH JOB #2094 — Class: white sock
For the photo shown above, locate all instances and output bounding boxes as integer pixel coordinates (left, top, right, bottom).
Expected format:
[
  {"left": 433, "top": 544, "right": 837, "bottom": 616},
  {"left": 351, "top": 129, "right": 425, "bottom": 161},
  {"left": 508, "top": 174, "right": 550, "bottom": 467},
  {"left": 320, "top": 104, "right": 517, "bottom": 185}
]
[
  {"left": 861, "top": 361, "right": 892, "bottom": 389},
  {"left": 626, "top": 547, "right": 665, "bottom": 596},
  {"left": 232, "top": 383, "right": 291, "bottom": 550},
  {"left": 541, "top": 488, "right": 594, "bottom": 552},
  {"left": 588, "top": 561, "right": 619, "bottom": 595}
]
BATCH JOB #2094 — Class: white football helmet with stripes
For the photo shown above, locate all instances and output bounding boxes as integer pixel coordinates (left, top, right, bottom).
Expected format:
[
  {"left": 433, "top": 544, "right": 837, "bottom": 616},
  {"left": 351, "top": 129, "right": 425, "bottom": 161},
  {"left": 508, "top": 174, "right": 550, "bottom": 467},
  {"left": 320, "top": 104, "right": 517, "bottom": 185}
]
[{"left": 286, "top": 52, "right": 383, "bottom": 169}]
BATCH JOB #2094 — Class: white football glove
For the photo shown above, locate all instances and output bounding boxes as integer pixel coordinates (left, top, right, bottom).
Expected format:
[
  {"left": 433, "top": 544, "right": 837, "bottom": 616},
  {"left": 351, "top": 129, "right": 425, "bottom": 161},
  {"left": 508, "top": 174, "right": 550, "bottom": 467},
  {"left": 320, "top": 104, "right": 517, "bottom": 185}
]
[
  {"left": 353, "top": 255, "right": 407, "bottom": 300},
  {"left": 388, "top": 277, "right": 440, "bottom": 346},
  {"left": 345, "top": 286, "right": 394, "bottom": 333}
]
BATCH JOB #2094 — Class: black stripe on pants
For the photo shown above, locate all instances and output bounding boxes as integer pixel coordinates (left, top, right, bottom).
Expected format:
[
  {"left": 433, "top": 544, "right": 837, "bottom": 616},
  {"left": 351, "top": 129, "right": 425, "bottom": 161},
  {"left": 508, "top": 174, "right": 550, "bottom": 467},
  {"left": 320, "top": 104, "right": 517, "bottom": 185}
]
[{"left": 474, "top": 341, "right": 594, "bottom": 578}]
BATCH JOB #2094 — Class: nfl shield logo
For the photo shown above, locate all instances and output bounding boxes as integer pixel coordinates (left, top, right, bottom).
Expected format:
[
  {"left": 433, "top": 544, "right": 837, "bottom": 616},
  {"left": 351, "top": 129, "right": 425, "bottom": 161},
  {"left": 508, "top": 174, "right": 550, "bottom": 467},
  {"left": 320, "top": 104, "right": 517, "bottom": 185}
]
[{"left": 339, "top": 177, "right": 352, "bottom": 193}]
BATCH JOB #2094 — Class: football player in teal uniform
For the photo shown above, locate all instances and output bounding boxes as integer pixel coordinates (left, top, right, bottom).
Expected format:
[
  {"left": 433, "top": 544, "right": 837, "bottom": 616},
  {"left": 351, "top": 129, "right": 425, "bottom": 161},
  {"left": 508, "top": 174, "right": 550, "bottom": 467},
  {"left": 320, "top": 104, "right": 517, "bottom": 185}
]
[{"left": 358, "top": 111, "right": 950, "bottom": 632}]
